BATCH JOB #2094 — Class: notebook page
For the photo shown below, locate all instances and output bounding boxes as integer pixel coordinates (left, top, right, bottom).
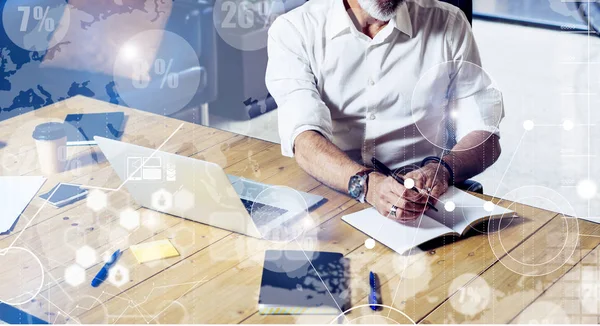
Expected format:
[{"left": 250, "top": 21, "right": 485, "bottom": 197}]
[
  {"left": 342, "top": 208, "right": 456, "bottom": 254},
  {"left": 426, "top": 187, "right": 514, "bottom": 234}
]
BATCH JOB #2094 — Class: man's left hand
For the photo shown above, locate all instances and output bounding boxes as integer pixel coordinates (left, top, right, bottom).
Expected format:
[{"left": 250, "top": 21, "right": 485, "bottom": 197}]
[{"left": 403, "top": 163, "right": 451, "bottom": 205}]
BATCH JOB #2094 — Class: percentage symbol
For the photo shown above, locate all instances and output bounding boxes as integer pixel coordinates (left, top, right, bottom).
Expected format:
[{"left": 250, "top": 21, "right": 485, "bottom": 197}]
[
  {"left": 18, "top": 6, "right": 55, "bottom": 32},
  {"left": 154, "top": 58, "right": 179, "bottom": 89},
  {"left": 33, "top": 6, "right": 54, "bottom": 32}
]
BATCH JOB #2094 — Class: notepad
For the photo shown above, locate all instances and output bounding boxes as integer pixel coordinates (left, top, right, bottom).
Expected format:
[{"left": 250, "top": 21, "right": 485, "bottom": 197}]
[
  {"left": 258, "top": 250, "right": 350, "bottom": 315},
  {"left": 130, "top": 239, "right": 179, "bottom": 263},
  {"left": 343, "top": 187, "right": 515, "bottom": 254},
  {"left": 39, "top": 183, "right": 88, "bottom": 208}
]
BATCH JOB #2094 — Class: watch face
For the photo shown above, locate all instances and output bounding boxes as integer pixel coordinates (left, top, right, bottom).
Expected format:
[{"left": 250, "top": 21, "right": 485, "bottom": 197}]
[{"left": 348, "top": 175, "right": 364, "bottom": 199}]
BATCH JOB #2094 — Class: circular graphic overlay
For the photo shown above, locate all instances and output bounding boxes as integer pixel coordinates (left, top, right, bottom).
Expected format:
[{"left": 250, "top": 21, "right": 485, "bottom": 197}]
[
  {"left": 577, "top": 179, "right": 597, "bottom": 200},
  {"left": 563, "top": 119, "right": 574, "bottom": 131},
  {"left": 251, "top": 185, "right": 311, "bottom": 242},
  {"left": 488, "top": 185, "right": 579, "bottom": 277},
  {"left": 410, "top": 61, "right": 503, "bottom": 151},
  {"left": 404, "top": 178, "right": 415, "bottom": 190},
  {"left": 483, "top": 201, "right": 495, "bottom": 212},
  {"left": 389, "top": 164, "right": 431, "bottom": 207},
  {"left": 516, "top": 301, "right": 570, "bottom": 324},
  {"left": 439, "top": 187, "right": 515, "bottom": 236},
  {"left": 0, "top": 247, "right": 45, "bottom": 305},
  {"left": 1, "top": 118, "right": 47, "bottom": 176},
  {"left": 365, "top": 238, "right": 376, "bottom": 249},
  {"left": 523, "top": 120, "right": 534, "bottom": 131},
  {"left": 113, "top": 30, "right": 201, "bottom": 116},
  {"left": 155, "top": 300, "right": 189, "bottom": 323},
  {"left": 213, "top": 0, "right": 287, "bottom": 51},
  {"left": 65, "top": 295, "right": 108, "bottom": 324},
  {"left": 0, "top": 116, "right": 104, "bottom": 178},
  {"left": 2, "top": 0, "right": 71, "bottom": 52},
  {"left": 448, "top": 273, "right": 492, "bottom": 317},
  {"left": 330, "top": 304, "right": 415, "bottom": 324}
]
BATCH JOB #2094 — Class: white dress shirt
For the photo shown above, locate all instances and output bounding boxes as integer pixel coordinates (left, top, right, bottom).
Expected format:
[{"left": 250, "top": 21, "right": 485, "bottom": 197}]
[{"left": 266, "top": 0, "right": 504, "bottom": 169}]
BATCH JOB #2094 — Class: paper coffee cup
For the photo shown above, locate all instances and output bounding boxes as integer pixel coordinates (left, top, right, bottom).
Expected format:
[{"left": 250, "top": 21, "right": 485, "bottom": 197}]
[{"left": 32, "top": 122, "right": 67, "bottom": 175}]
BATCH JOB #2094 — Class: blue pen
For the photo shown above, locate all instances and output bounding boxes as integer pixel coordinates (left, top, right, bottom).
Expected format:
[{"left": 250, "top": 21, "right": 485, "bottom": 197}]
[
  {"left": 91, "top": 249, "right": 122, "bottom": 287},
  {"left": 369, "top": 271, "right": 380, "bottom": 310}
]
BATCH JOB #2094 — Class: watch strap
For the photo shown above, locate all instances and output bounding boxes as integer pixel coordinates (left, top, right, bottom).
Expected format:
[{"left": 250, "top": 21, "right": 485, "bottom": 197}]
[
  {"left": 356, "top": 168, "right": 375, "bottom": 177},
  {"left": 358, "top": 168, "right": 375, "bottom": 203},
  {"left": 421, "top": 156, "right": 455, "bottom": 185}
]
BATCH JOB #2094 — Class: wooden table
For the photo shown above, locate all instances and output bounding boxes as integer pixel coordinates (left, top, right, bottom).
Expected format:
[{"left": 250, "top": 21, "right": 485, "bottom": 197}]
[{"left": 1, "top": 96, "right": 599, "bottom": 324}]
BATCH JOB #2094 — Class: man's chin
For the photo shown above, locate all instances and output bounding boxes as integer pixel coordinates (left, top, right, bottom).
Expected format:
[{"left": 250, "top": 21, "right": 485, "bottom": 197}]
[{"left": 357, "top": 0, "right": 400, "bottom": 21}]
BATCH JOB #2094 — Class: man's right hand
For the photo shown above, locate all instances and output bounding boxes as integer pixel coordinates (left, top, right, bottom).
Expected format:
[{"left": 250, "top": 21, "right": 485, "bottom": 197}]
[{"left": 366, "top": 172, "right": 428, "bottom": 220}]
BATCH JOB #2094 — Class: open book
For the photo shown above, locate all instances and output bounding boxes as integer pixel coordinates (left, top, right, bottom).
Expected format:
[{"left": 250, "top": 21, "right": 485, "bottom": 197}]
[{"left": 342, "top": 187, "right": 514, "bottom": 254}]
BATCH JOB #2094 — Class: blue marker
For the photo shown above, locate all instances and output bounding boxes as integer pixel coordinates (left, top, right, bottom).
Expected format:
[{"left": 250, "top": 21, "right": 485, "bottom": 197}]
[
  {"left": 91, "top": 249, "right": 121, "bottom": 287},
  {"left": 369, "top": 271, "right": 380, "bottom": 310}
]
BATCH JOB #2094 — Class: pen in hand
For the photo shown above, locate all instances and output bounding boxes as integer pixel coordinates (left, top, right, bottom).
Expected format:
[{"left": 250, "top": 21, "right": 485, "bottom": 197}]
[{"left": 371, "top": 157, "right": 439, "bottom": 212}]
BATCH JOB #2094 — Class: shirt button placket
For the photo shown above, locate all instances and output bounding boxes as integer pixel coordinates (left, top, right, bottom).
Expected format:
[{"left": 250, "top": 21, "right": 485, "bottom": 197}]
[{"left": 362, "top": 47, "right": 375, "bottom": 165}]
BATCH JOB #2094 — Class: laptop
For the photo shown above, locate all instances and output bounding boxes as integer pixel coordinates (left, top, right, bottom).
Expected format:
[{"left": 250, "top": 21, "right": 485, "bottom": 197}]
[{"left": 94, "top": 136, "right": 326, "bottom": 239}]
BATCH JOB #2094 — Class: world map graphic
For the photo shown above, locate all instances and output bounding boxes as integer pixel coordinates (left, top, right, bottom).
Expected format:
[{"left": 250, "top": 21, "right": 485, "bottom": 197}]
[{"left": 0, "top": 0, "right": 168, "bottom": 122}]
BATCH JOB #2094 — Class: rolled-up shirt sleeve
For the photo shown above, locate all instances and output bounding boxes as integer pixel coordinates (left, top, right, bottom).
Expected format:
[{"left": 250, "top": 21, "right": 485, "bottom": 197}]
[
  {"left": 266, "top": 16, "right": 333, "bottom": 157},
  {"left": 446, "top": 10, "right": 505, "bottom": 142}
]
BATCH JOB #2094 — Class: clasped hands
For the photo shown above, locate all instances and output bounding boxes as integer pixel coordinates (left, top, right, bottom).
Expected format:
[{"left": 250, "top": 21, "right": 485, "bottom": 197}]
[{"left": 365, "top": 163, "right": 451, "bottom": 220}]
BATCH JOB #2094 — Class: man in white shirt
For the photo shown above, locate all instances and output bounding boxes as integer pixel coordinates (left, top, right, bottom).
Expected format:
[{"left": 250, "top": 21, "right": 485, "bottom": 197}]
[{"left": 266, "top": 0, "right": 504, "bottom": 220}]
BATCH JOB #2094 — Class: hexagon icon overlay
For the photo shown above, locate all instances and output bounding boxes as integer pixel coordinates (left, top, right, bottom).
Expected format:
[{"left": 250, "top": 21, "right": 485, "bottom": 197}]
[
  {"left": 87, "top": 189, "right": 108, "bottom": 212},
  {"left": 152, "top": 189, "right": 173, "bottom": 211},
  {"left": 174, "top": 188, "right": 195, "bottom": 212},
  {"left": 64, "top": 264, "right": 85, "bottom": 287},
  {"left": 75, "top": 246, "right": 97, "bottom": 269},
  {"left": 108, "top": 264, "right": 129, "bottom": 287},
  {"left": 119, "top": 207, "right": 141, "bottom": 231}
]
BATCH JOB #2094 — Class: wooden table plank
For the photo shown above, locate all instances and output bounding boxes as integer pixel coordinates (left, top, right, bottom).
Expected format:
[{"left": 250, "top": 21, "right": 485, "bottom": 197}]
[
  {"left": 77, "top": 195, "right": 361, "bottom": 324},
  {"left": 0, "top": 97, "right": 261, "bottom": 320},
  {"left": 0, "top": 96, "right": 338, "bottom": 322},
  {"left": 509, "top": 237, "right": 600, "bottom": 324},
  {"left": 242, "top": 199, "right": 561, "bottom": 324},
  {"left": 0, "top": 97, "right": 216, "bottom": 237},
  {"left": 421, "top": 219, "right": 600, "bottom": 324},
  {"left": 0, "top": 96, "right": 579, "bottom": 324},
  {"left": 1, "top": 97, "right": 155, "bottom": 176}
]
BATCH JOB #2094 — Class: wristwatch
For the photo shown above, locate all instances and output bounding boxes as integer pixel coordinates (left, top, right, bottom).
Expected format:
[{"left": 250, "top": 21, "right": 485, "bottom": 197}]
[{"left": 348, "top": 169, "right": 375, "bottom": 203}]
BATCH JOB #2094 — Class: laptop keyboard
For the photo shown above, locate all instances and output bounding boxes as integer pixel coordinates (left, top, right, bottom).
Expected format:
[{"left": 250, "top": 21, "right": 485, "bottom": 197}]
[{"left": 240, "top": 198, "right": 287, "bottom": 227}]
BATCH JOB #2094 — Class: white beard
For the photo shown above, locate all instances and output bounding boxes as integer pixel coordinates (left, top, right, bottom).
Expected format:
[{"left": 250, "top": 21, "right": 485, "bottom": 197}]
[{"left": 356, "top": 0, "right": 397, "bottom": 21}]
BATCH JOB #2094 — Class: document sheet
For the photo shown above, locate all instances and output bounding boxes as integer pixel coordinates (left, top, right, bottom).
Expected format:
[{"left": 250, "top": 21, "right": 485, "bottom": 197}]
[{"left": 0, "top": 176, "right": 46, "bottom": 233}]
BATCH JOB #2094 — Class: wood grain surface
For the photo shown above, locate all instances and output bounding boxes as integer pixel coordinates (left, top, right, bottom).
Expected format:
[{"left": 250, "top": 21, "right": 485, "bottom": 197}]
[{"left": 0, "top": 96, "right": 597, "bottom": 324}]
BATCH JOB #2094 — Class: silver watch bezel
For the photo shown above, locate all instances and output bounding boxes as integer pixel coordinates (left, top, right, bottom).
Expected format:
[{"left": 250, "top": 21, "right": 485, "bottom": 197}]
[{"left": 348, "top": 174, "right": 368, "bottom": 203}]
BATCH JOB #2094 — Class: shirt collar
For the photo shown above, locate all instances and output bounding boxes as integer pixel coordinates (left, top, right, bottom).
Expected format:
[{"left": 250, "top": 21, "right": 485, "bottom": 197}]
[
  {"left": 390, "top": 1, "right": 413, "bottom": 38},
  {"left": 326, "top": 0, "right": 413, "bottom": 40},
  {"left": 327, "top": 0, "right": 353, "bottom": 39}
]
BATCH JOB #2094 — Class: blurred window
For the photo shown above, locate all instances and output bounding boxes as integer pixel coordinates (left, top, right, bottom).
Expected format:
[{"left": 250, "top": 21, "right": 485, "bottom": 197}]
[{"left": 473, "top": 0, "right": 587, "bottom": 30}]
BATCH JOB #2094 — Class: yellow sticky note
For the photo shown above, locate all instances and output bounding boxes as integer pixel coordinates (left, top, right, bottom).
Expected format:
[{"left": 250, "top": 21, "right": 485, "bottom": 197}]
[{"left": 130, "top": 239, "right": 179, "bottom": 264}]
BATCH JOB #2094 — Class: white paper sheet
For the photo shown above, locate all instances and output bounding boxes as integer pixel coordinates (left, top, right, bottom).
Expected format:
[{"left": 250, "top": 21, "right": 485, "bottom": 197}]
[
  {"left": 342, "top": 187, "right": 514, "bottom": 254},
  {"left": 342, "top": 207, "right": 456, "bottom": 255},
  {"left": 0, "top": 176, "right": 46, "bottom": 233},
  {"left": 426, "top": 187, "right": 515, "bottom": 234},
  {"left": 578, "top": 216, "right": 600, "bottom": 224}
]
